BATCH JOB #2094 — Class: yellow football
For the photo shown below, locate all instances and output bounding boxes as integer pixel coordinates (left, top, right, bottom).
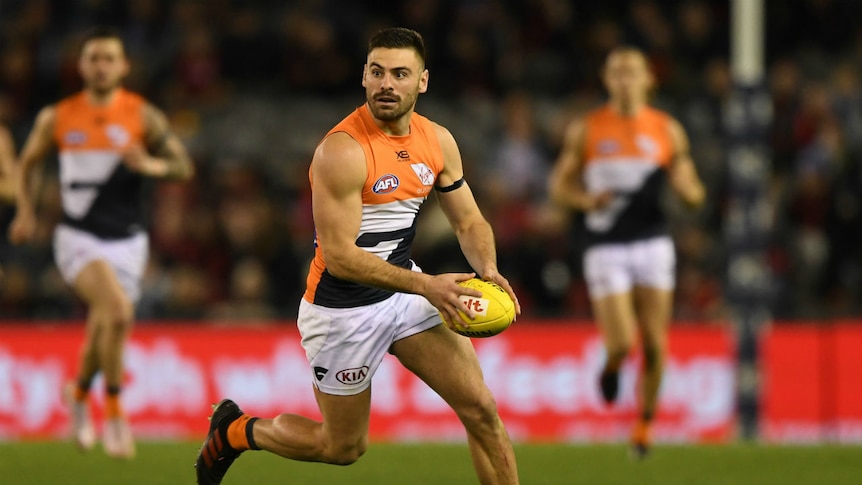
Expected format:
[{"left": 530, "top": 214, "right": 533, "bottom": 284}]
[{"left": 446, "top": 278, "right": 516, "bottom": 338}]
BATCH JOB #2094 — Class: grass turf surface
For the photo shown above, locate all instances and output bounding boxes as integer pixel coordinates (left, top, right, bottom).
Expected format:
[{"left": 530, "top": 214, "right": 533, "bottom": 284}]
[{"left": 0, "top": 442, "right": 860, "bottom": 484}]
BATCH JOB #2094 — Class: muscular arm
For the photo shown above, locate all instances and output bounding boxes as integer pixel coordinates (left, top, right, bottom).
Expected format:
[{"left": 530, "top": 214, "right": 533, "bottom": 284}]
[
  {"left": 313, "top": 132, "right": 431, "bottom": 293},
  {"left": 7, "top": 107, "right": 55, "bottom": 244},
  {"left": 15, "top": 107, "right": 55, "bottom": 216},
  {"left": 312, "top": 131, "right": 482, "bottom": 327},
  {"left": 433, "top": 124, "right": 521, "bottom": 315},
  {"left": 123, "top": 103, "right": 194, "bottom": 180},
  {"left": 433, "top": 125, "right": 496, "bottom": 278},
  {"left": 667, "top": 117, "right": 705, "bottom": 208},
  {"left": 548, "top": 119, "right": 611, "bottom": 211},
  {"left": 0, "top": 124, "right": 16, "bottom": 202}
]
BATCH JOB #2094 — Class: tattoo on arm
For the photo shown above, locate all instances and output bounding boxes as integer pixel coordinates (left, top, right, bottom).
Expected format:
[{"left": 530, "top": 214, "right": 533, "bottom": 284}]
[
  {"left": 147, "top": 130, "right": 171, "bottom": 156},
  {"left": 143, "top": 103, "right": 193, "bottom": 180}
]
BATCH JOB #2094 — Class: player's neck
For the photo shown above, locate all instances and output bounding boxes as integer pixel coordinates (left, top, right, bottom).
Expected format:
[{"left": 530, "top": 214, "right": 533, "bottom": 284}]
[
  {"left": 610, "top": 100, "right": 646, "bottom": 118},
  {"left": 84, "top": 87, "right": 120, "bottom": 106}
]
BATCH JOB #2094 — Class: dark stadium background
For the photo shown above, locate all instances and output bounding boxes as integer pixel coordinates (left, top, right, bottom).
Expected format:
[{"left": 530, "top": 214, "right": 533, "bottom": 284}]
[
  {"left": 1, "top": 0, "right": 861, "bottom": 450},
  {"left": 2, "top": 0, "right": 861, "bottom": 321}
]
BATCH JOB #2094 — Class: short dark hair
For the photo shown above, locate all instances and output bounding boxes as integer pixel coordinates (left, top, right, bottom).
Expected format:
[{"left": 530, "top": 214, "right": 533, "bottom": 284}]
[
  {"left": 603, "top": 46, "right": 650, "bottom": 70},
  {"left": 81, "top": 26, "right": 124, "bottom": 48},
  {"left": 368, "top": 27, "right": 426, "bottom": 67}
]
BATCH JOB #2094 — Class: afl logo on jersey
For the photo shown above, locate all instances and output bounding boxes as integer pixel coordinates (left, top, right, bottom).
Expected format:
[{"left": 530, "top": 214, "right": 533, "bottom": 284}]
[
  {"left": 64, "top": 130, "right": 87, "bottom": 145},
  {"left": 105, "top": 124, "right": 131, "bottom": 147},
  {"left": 373, "top": 174, "right": 400, "bottom": 194}
]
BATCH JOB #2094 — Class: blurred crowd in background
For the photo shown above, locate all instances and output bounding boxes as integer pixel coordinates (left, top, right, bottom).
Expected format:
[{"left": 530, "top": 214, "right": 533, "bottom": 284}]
[{"left": 1, "top": 0, "right": 862, "bottom": 322}]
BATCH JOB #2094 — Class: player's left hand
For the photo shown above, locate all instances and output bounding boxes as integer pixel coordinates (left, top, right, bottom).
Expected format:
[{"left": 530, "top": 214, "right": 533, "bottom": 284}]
[
  {"left": 122, "top": 144, "right": 166, "bottom": 177},
  {"left": 482, "top": 270, "right": 521, "bottom": 319}
]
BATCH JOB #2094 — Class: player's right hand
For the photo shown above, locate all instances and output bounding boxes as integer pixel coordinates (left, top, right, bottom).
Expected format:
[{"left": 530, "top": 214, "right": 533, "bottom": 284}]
[
  {"left": 8, "top": 210, "right": 36, "bottom": 245},
  {"left": 421, "top": 272, "right": 483, "bottom": 331},
  {"left": 587, "top": 191, "right": 614, "bottom": 211}
]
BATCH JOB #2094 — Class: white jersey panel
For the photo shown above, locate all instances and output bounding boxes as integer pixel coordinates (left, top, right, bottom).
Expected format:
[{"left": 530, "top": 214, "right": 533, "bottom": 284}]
[
  {"left": 583, "top": 158, "right": 659, "bottom": 233},
  {"left": 59, "top": 150, "right": 123, "bottom": 219},
  {"left": 359, "top": 197, "right": 424, "bottom": 233},
  {"left": 357, "top": 197, "right": 424, "bottom": 261}
]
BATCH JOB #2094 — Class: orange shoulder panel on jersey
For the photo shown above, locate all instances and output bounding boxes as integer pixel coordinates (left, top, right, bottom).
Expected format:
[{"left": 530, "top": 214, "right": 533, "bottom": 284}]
[
  {"left": 312, "top": 104, "right": 444, "bottom": 200},
  {"left": 582, "top": 105, "right": 674, "bottom": 168},
  {"left": 303, "top": 104, "right": 445, "bottom": 306},
  {"left": 53, "top": 89, "right": 146, "bottom": 151}
]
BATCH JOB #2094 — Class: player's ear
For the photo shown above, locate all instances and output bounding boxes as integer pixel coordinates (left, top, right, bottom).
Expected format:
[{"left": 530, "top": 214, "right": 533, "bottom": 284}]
[
  {"left": 645, "top": 68, "right": 655, "bottom": 91},
  {"left": 361, "top": 64, "right": 368, "bottom": 88},
  {"left": 600, "top": 64, "right": 611, "bottom": 92},
  {"left": 418, "top": 68, "right": 429, "bottom": 94},
  {"left": 120, "top": 57, "right": 131, "bottom": 78}
]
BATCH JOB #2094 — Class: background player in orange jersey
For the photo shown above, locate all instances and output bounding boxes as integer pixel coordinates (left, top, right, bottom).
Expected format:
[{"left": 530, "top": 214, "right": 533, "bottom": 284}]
[
  {"left": 549, "top": 47, "right": 705, "bottom": 458},
  {"left": 8, "top": 27, "right": 194, "bottom": 458},
  {"left": 196, "top": 27, "right": 520, "bottom": 485}
]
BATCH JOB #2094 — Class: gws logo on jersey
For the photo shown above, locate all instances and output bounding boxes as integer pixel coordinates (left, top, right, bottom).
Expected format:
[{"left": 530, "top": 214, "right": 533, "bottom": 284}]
[
  {"left": 597, "top": 139, "right": 620, "bottom": 155},
  {"left": 373, "top": 174, "right": 400, "bottom": 194},
  {"left": 336, "top": 366, "right": 369, "bottom": 385},
  {"left": 64, "top": 130, "right": 87, "bottom": 145},
  {"left": 636, "top": 134, "right": 658, "bottom": 156},
  {"left": 410, "top": 163, "right": 435, "bottom": 186},
  {"left": 105, "top": 124, "right": 131, "bottom": 147}
]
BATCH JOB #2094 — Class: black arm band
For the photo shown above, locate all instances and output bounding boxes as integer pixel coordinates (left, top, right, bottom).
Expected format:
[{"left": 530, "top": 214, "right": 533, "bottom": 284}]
[{"left": 435, "top": 177, "right": 466, "bottom": 193}]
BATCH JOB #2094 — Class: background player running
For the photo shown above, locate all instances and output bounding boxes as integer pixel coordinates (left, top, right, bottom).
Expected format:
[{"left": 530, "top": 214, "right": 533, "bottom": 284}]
[
  {"left": 196, "top": 27, "right": 520, "bottom": 485},
  {"left": 549, "top": 47, "right": 705, "bottom": 458},
  {"left": 8, "top": 27, "right": 194, "bottom": 458}
]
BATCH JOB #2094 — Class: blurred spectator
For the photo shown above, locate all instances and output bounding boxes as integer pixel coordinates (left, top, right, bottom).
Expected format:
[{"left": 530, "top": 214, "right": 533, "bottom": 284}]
[
  {"left": 0, "top": 0, "right": 861, "bottom": 323},
  {"left": 207, "top": 258, "right": 276, "bottom": 322}
]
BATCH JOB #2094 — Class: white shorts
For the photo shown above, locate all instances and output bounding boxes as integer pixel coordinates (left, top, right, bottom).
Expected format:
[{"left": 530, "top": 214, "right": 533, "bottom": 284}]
[
  {"left": 583, "top": 236, "right": 675, "bottom": 299},
  {"left": 53, "top": 224, "right": 149, "bottom": 303},
  {"left": 297, "top": 291, "right": 441, "bottom": 396}
]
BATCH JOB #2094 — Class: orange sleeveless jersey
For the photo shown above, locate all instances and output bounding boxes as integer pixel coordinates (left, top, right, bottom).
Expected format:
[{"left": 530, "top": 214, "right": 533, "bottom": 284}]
[
  {"left": 304, "top": 104, "right": 445, "bottom": 308},
  {"left": 53, "top": 89, "right": 148, "bottom": 238},
  {"left": 580, "top": 104, "right": 675, "bottom": 244}
]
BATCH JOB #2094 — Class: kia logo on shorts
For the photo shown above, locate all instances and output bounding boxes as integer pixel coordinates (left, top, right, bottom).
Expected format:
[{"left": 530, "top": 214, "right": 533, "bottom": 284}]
[
  {"left": 336, "top": 366, "right": 370, "bottom": 384},
  {"left": 373, "top": 174, "right": 399, "bottom": 194}
]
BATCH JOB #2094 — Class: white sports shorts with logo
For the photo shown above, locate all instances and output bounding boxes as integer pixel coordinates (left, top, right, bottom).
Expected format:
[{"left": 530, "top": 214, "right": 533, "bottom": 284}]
[
  {"left": 53, "top": 224, "right": 149, "bottom": 303},
  {"left": 583, "top": 236, "right": 676, "bottom": 299},
  {"left": 297, "top": 291, "right": 441, "bottom": 396}
]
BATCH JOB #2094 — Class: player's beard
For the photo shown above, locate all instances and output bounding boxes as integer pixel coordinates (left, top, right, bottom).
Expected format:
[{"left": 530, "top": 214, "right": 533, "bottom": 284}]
[
  {"left": 86, "top": 74, "right": 121, "bottom": 98},
  {"left": 368, "top": 89, "right": 417, "bottom": 122}
]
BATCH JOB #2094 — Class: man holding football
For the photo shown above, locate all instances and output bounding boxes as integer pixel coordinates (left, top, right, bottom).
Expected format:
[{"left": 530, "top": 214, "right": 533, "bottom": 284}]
[{"left": 196, "top": 27, "right": 521, "bottom": 485}]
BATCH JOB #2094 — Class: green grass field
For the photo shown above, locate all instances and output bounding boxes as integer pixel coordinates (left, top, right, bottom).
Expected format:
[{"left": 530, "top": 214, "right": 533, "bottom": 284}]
[{"left": 1, "top": 442, "right": 860, "bottom": 484}]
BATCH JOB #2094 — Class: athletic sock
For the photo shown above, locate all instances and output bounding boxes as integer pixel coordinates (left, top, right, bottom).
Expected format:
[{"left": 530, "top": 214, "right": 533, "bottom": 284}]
[
  {"left": 227, "top": 415, "right": 260, "bottom": 451},
  {"left": 73, "top": 386, "right": 89, "bottom": 403},
  {"left": 74, "top": 379, "right": 92, "bottom": 402},
  {"left": 105, "top": 385, "right": 123, "bottom": 419},
  {"left": 632, "top": 414, "right": 653, "bottom": 444}
]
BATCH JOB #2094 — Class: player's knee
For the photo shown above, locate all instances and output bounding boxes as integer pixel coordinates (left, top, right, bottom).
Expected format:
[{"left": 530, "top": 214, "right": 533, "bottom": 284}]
[
  {"left": 642, "top": 341, "right": 665, "bottom": 372},
  {"left": 608, "top": 341, "right": 633, "bottom": 364},
  {"left": 98, "top": 295, "right": 134, "bottom": 330},
  {"left": 325, "top": 440, "right": 367, "bottom": 466},
  {"left": 456, "top": 392, "right": 500, "bottom": 434}
]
